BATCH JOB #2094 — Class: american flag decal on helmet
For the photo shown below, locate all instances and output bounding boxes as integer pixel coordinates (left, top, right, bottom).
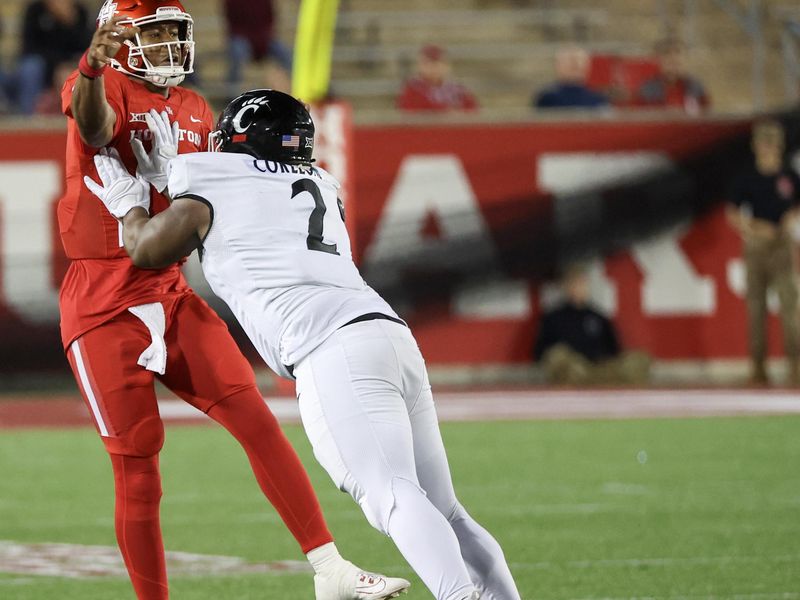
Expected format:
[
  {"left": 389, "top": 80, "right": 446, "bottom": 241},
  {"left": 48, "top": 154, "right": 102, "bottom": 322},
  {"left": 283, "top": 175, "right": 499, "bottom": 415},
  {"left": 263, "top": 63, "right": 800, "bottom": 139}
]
[{"left": 281, "top": 135, "right": 300, "bottom": 148}]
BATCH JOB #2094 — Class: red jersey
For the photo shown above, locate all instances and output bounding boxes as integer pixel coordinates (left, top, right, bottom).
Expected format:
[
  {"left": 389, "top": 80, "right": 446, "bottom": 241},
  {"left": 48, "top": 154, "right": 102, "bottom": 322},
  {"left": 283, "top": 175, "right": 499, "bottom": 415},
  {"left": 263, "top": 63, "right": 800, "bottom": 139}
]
[
  {"left": 396, "top": 77, "right": 478, "bottom": 112},
  {"left": 58, "top": 68, "right": 215, "bottom": 348}
]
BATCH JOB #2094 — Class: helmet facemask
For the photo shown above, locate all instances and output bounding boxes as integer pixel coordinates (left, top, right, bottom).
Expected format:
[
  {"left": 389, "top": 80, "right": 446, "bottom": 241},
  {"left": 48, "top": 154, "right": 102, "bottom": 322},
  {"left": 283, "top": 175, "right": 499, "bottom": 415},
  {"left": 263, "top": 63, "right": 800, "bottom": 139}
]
[
  {"left": 110, "top": 7, "right": 195, "bottom": 88},
  {"left": 208, "top": 130, "right": 226, "bottom": 153}
]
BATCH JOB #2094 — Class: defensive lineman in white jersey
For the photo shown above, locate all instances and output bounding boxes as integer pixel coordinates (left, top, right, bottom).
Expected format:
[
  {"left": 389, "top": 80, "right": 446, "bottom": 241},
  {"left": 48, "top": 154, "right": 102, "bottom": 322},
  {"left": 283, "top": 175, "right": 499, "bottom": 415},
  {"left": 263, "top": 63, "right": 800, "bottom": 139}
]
[{"left": 85, "top": 90, "right": 522, "bottom": 600}]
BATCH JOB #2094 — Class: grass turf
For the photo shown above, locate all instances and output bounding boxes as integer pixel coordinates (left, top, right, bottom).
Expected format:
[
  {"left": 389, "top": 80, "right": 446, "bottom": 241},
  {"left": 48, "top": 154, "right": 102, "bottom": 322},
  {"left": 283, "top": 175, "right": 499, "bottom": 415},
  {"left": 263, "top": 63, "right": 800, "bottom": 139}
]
[{"left": 0, "top": 416, "right": 799, "bottom": 599}]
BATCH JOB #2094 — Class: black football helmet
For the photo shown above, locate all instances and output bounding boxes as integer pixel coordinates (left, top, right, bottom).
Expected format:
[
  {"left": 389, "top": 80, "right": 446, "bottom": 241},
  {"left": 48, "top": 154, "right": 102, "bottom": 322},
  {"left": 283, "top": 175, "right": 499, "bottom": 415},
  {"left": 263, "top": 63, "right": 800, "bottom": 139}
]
[{"left": 210, "top": 90, "right": 315, "bottom": 164}]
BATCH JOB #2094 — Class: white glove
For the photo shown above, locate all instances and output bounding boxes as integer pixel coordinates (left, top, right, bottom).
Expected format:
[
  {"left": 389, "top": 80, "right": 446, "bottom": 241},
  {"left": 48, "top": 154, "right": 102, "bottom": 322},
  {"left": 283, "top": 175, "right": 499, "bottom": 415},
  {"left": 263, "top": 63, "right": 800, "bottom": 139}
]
[
  {"left": 131, "top": 108, "right": 180, "bottom": 193},
  {"left": 84, "top": 148, "right": 151, "bottom": 219}
]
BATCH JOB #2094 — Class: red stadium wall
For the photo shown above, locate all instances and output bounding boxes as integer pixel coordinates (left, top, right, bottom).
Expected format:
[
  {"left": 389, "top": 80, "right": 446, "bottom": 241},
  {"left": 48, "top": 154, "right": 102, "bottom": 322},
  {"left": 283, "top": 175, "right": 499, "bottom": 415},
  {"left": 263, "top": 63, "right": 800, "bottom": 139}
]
[
  {"left": 0, "top": 117, "right": 776, "bottom": 371},
  {"left": 350, "top": 118, "right": 759, "bottom": 363}
]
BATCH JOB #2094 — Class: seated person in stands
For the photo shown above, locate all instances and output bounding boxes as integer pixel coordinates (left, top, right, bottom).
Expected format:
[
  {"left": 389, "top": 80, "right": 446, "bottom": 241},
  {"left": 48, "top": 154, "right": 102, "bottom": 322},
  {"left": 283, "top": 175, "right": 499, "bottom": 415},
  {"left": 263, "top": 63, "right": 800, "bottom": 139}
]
[
  {"left": 636, "top": 37, "right": 709, "bottom": 114},
  {"left": 14, "top": 0, "right": 92, "bottom": 115},
  {"left": 0, "top": 16, "right": 8, "bottom": 113},
  {"left": 34, "top": 60, "right": 77, "bottom": 115},
  {"left": 533, "top": 46, "right": 609, "bottom": 109},
  {"left": 533, "top": 264, "right": 650, "bottom": 385},
  {"left": 223, "top": 0, "right": 292, "bottom": 96},
  {"left": 396, "top": 44, "right": 478, "bottom": 112}
]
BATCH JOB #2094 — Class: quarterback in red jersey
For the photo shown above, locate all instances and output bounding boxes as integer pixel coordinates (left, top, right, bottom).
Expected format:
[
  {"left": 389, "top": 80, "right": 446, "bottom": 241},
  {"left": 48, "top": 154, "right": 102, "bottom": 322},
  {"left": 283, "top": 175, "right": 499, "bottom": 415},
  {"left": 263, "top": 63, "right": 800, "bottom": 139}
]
[{"left": 59, "top": 2, "right": 409, "bottom": 599}]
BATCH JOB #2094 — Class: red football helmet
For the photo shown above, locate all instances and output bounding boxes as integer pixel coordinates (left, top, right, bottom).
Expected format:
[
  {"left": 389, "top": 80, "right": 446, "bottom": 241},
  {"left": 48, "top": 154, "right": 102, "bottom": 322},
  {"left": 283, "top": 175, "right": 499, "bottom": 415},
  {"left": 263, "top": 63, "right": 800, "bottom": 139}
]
[{"left": 97, "top": 0, "right": 195, "bottom": 88}]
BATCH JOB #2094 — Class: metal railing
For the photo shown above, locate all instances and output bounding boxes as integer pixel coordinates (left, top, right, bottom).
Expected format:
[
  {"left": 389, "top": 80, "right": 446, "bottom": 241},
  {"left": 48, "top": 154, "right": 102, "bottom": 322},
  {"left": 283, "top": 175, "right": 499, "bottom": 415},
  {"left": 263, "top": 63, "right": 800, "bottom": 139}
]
[
  {"left": 778, "top": 9, "right": 800, "bottom": 103},
  {"left": 681, "top": 0, "right": 800, "bottom": 110},
  {"left": 675, "top": 0, "right": 767, "bottom": 110},
  {"left": 712, "top": 0, "right": 766, "bottom": 110}
]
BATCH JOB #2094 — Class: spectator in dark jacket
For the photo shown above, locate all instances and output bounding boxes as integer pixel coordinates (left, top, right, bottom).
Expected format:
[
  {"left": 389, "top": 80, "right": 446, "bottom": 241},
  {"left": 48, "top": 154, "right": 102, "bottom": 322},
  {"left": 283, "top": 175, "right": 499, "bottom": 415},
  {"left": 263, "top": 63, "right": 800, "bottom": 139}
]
[
  {"left": 534, "top": 46, "right": 609, "bottom": 110},
  {"left": 0, "top": 16, "right": 10, "bottom": 113},
  {"left": 223, "top": 0, "right": 292, "bottom": 96},
  {"left": 534, "top": 265, "right": 650, "bottom": 385},
  {"left": 15, "top": 0, "right": 91, "bottom": 114},
  {"left": 636, "top": 37, "right": 709, "bottom": 115}
]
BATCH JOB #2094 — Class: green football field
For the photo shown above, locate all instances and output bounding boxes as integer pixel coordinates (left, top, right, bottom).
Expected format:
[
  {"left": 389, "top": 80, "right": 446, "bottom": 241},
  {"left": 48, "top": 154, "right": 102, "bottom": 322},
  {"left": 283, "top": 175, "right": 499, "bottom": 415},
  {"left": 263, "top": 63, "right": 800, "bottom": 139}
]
[{"left": 1, "top": 415, "right": 799, "bottom": 599}]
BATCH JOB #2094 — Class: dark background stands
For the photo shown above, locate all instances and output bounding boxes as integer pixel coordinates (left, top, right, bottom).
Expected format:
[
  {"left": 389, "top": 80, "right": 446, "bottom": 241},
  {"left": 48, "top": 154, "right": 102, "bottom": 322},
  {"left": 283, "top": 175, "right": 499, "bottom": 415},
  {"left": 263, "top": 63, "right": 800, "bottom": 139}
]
[
  {"left": 223, "top": 0, "right": 292, "bottom": 96},
  {"left": 16, "top": 0, "right": 92, "bottom": 114}
]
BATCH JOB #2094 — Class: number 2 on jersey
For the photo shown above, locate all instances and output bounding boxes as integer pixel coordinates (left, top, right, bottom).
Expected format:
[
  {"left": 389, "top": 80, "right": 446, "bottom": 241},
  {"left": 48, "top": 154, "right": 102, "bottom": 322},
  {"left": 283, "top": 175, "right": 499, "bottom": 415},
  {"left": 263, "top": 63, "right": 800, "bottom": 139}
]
[{"left": 291, "top": 178, "right": 341, "bottom": 255}]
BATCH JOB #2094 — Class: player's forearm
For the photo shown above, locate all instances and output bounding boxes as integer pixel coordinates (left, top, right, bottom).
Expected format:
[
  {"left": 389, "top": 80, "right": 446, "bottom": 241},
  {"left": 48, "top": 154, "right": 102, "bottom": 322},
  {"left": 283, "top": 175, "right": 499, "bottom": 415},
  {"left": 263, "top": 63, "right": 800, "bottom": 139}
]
[
  {"left": 121, "top": 208, "right": 159, "bottom": 267},
  {"left": 73, "top": 15, "right": 138, "bottom": 147},
  {"left": 71, "top": 74, "right": 117, "bottom": 148},
  {"left": 122, "top": 208, "right": 181, "bottom": 270},
  {"left": 122, "top": 207, "right": 199, "bottom": 269}
]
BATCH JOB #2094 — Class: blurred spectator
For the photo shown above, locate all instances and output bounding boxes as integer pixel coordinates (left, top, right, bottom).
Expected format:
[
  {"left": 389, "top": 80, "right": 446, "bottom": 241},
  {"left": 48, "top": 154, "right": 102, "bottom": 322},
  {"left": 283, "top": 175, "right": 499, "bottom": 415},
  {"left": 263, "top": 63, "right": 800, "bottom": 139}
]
[
  {"left": 34, "top": 60, "right": 77, "bottom": 115},
  {"left": 727, "top": 119, "right": 800, "bottom": 386},
  {"left": 533, "top": 265, "right": 650, "bottom": 385},
  {"left": 223, "top": 0, "right": 292, "bottom": 97},
  {"left": 396, "top": 44, "right": 478, "bottom": 112},
  {"left": 0, "top": 16, "right": 10, "bottom": 113},
  {"left": 533, "top": 46, "right": 609, "bottom": 109},
  {"left": 13, "top": 0, "right": 92, "bottom": 115},
  {"left": 636, "top": 37, "right": 709, "bottom": 115}
]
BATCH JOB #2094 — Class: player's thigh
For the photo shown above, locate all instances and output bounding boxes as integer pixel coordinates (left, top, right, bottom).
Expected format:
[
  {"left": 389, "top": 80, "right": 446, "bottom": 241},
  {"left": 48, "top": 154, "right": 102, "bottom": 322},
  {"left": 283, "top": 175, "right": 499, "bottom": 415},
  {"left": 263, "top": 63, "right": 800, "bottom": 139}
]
[
  {"left": 295, "top": 324, "right": 420, "bottom": 493},
  {"left": 159, "top": 293, "right": 258, "bottom": 412},
  {"left": 392, "top": 327, "right": 461, "bottom": 516},
  {"left": 408, "top": 392, "right": 462, "bottom": 517},
  {"left": 66, "top": 315, "right": 162, "bottom": 457}
]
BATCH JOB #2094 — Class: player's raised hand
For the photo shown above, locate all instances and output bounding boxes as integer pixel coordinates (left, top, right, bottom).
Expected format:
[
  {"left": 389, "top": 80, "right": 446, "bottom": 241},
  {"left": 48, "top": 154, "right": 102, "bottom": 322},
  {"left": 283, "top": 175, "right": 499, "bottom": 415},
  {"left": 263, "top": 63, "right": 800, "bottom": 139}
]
[
  {"left": 87, "top": 15, "right": 140, "bottom": 69},
  {"left": 131, "top": 109, "right": 180, "bottom": 193},
  {"left": 84, "top": 148, "right": 151, "bottom": 219}
]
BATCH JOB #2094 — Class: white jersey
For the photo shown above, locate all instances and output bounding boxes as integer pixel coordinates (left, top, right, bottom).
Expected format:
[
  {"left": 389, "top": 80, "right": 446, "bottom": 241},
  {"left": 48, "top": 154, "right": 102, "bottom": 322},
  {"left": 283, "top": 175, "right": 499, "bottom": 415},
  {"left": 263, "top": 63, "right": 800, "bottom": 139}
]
[{"left": 167, "top": 152, "right": 399, "bottom": 378}]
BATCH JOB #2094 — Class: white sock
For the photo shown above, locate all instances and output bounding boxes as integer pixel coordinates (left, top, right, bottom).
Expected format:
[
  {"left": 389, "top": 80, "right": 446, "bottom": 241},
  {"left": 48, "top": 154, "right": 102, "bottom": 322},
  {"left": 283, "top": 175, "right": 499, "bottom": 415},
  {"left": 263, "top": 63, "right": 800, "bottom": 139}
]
[{"left": 306, "top": 541, "right": 349, "bottom": 576}]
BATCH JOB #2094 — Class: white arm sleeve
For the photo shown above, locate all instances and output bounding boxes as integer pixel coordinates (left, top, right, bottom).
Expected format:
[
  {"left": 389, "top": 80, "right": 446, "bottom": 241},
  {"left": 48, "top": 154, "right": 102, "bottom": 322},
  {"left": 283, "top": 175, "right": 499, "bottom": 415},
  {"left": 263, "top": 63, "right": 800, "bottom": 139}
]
[{"left": 167, "top": 155, "right": 191, "bottom": 198}]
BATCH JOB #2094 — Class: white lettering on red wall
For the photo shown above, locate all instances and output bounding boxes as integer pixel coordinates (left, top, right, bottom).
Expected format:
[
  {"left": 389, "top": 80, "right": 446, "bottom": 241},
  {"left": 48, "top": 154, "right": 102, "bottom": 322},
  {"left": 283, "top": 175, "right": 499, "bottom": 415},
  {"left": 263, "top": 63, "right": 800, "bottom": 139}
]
[
  {"left": 0, "top": 161, "right": 60, "bottom": 323},
  {"left": 364, "top": 155, "right": 531, "bottom": 318}
]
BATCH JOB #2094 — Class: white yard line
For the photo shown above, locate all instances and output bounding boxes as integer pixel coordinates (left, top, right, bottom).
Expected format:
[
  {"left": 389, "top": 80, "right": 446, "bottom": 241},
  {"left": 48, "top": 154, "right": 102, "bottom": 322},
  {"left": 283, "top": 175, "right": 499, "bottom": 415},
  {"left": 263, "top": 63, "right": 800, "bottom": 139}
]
[
  {"left": 0, "top": 577, "right": 36, "bottom": 585},
  {"left": 3, "top": 539, "right": 797, "bottom": 584},
  {"left": 0, "top": 540, "right": 310, "bottom": 579},
  {"left": 510, "top": 553, "right": 800, "bottom": 571},
  {"left": 155, "top": 389, "right": 800, "bottom": 424},
  {"left": 570, "top": 595, "right": 800, "bottom": 600}
]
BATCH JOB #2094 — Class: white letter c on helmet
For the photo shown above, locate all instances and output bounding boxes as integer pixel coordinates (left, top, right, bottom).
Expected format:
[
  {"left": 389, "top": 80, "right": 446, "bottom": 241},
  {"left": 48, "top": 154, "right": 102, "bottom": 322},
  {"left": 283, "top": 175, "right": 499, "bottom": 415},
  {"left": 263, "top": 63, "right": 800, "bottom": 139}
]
[{"left": 232, "top": 104, "right": 260, "bottom": 134}]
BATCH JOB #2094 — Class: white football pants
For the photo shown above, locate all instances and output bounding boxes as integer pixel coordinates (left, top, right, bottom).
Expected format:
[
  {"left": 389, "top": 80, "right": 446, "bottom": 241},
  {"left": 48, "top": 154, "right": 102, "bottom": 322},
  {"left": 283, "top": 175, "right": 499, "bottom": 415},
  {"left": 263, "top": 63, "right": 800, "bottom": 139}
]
[{"left": 294, "top": 319, "right": 521, "bottom": 600}]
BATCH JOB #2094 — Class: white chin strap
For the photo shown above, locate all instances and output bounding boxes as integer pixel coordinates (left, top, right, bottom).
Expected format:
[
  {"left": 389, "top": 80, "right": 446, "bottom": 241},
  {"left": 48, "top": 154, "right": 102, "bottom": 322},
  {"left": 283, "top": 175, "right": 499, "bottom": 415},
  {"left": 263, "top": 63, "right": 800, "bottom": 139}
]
[
  {"left": 145, "top": 67, "right": 186, "bottom": 88},
  {"left": 110, "top": 59, "right": 187, "bottom": 88}
]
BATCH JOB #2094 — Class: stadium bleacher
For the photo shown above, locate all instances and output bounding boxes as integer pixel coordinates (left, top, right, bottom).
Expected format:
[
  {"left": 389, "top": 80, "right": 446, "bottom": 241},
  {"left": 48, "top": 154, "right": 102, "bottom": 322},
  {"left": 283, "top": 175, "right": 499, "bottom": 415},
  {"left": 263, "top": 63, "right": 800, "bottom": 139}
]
[{"left": 0, "top": 0, "right": 795, "bottom": 114}]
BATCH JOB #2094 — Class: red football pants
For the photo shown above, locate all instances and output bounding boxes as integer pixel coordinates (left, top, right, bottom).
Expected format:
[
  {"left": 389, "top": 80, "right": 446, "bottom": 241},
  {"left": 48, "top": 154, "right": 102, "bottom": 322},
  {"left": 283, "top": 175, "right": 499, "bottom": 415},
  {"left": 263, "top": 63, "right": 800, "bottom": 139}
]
[{"left": 65, "top": 292, "right": 332, "bottom": 600}]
